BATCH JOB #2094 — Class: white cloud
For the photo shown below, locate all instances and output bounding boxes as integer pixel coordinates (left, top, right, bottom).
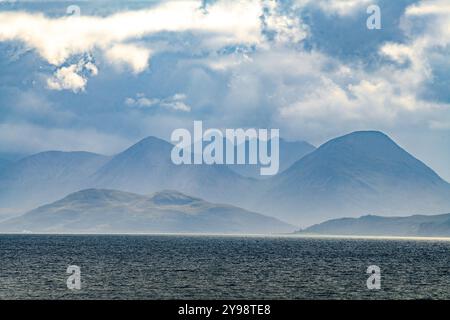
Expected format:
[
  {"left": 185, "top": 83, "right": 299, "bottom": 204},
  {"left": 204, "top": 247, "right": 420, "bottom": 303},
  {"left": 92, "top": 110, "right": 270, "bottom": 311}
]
[
  {"left": 380, "top": 43, "right": 415, "bottom": 64},
  {"left": 125, "top": 93, "right": 191, "bottom": 112},
  {"left": 105, "top": 44, "right": 151, "bottom": 74},
  {"left": 0, "top": 0, "right": 314, "bottom": 91},
  {"left": 262, "top": 0, "right": 308, "bottom": 45},
  {"left": 47, "top": 64, "right": 87, "bottom": 92},
  {"left": 125, "top": 93, "right": 159, "bottom": 108},
  {"left": 161, "top": 93, "right": 191, "bottom": 112},
  {"left": 46, "top": 58, "right": 98, "bottom": 92},
  {"left": 380, "top": 0, "right": 450, "bottom": 93},
  {"left": 0, "top": 1, "right": 264, "bottom": 68},
  {"left": 406, "top": 0, "right": 450, "bottom": 16},
  {"left": 84, "top": 61, "right": 98, "bottom": 76}
]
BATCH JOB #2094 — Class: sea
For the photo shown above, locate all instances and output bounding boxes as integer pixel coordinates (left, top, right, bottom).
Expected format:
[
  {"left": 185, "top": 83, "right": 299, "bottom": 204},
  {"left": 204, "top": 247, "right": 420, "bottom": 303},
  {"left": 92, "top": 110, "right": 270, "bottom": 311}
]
[{"left": 0, "top": 234, "right": 449, "bottom": 299}]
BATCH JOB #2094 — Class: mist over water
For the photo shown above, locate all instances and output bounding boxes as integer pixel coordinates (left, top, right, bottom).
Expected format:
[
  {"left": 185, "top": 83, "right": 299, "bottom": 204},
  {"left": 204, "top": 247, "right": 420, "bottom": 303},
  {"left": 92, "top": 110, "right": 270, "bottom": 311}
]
[{"left": 0, "top": 235, "right": 449, "bottom": 299}]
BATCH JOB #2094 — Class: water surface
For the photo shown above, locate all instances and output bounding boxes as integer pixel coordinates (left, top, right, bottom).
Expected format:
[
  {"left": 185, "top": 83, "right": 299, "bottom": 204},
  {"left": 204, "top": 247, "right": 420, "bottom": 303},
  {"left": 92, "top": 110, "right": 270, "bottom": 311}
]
[{"left": 0, "top": 234, "right": 449, "bottom": 299}]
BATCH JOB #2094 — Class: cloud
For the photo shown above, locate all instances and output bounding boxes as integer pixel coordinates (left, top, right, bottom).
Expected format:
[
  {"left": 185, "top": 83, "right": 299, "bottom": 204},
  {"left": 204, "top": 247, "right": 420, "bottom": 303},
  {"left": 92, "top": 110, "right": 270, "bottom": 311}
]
[
  {"left": 105, "top": 44, "right": 151, "bottom": 74},
  {"left": 47, "top": 65, "right": 87, "bottom": 92},
  {"left": 0, "top": 1, "right": 264, "bottom": 69},
  {"left": 262, "top": 0, "right": 308, "bottom": 45},
  {"left": 46, "top": 57, "right": 98, "bottom": 92},
  {"left": 161, "top": 93, "right": 191, "bottom": 112},
  {"left": 404, "top": 0, "right": 450, "bottom": 43},
  {"left": 380, "top": 43, "right": 415, "bottom": 64},
  {"left": 405, "top": 0, "right": 450, "bottom": 16},
  {"left": 0, "top": 0, "right": 313, "bottom": 91},
  {"left": 380, "top": 0, "right": 450, "bottom": 97},
  {"left": 125, "top": 93, "right": 159, "bottom": 108},
  {"left": 125, "top": 93, "right": 191, "bottom": 112}
]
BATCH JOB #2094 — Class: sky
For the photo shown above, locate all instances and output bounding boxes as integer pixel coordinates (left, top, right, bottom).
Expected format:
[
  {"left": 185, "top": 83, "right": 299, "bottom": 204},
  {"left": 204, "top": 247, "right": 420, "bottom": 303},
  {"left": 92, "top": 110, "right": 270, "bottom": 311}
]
[{"left": 0, "top": 0, "right": 449, "bottom": 180}]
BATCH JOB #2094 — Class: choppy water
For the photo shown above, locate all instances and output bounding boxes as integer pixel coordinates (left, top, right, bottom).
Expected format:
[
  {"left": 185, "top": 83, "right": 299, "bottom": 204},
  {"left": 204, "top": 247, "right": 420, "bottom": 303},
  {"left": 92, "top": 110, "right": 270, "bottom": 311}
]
[{"left": 0, "top": 234, "right": 449, "bottom": 299}]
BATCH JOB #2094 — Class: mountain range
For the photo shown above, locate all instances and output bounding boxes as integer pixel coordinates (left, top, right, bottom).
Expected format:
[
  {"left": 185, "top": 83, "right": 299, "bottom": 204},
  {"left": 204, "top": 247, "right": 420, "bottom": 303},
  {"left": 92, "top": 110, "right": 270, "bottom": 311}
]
[
  {"left": 0, "top": 189, "right": 295, "bottom": 234},
  {"left": 1, "top": 130, "right": 450, "bottom": 228},
  {"left": 299, "top": 213, "right": 450, "bottom": 237}
]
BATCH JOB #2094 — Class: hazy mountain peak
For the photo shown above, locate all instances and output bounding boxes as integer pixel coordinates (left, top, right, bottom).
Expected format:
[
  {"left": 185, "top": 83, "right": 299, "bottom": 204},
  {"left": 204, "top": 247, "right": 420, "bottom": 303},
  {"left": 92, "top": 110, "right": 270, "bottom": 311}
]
[
  {"left": 318, "top": 130, "right": 399, "bottom": 155},
  {"left": 342, "top": 130, "right": 388, "bottom": 138},
  {"left": 106, "top": 136, "right": 173, "bottom": 164},
  {"left": 124, "top": 136, "right": 172, "bottom": 153},
  {"left": 287, "top": 130, "right": 441, "bottom": 176},
  {"left": 266, "top": 130, "right": 450, "bottom": 225}
]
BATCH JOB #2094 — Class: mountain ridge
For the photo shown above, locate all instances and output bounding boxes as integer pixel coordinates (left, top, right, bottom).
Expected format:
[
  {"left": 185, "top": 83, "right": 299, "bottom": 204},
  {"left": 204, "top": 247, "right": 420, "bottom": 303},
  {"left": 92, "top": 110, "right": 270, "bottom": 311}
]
[
  {"left": 298, "top": 212, "right": 450, "bottom": 237},
  {"left": 0, "top": 188, "right": 295, "bottom": 234}
]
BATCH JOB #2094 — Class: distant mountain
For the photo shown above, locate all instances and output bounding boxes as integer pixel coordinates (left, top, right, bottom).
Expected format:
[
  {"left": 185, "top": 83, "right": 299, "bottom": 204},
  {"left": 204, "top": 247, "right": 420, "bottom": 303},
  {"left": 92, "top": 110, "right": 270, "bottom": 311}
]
[
  {"left": 1, "top": 131, "right": 450, "bottom": 229},
  {"left": 227, "top": 138, "right": 315, "bottom": 179},
  {"left": 90, "top": 136, "right": 253, "bottom": 205},
  {"left": 299, "top": 213, "right": 450, "bottom": 237},
  {"left": 261, "top": 131, "right": 450, "bottom": 226},
  {"left": 0, "top": 189, "right": 295, "bottom": 234},
  {"left": 0, "top": 137, "right": 254, "bottom": 215},
  {"left": 0, "top": 151, "right": 109, "bottom": 209}
]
